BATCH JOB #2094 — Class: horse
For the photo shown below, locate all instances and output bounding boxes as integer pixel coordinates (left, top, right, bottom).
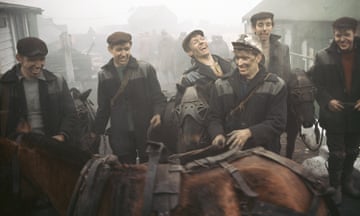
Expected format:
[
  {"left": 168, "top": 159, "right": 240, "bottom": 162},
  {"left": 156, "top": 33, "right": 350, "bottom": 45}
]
[
  {"left": 0, "top": 133, "right": 332, "bottom": 216},
  {"left": 70, "top": 87, "right": 99, "bottom": 154},
  {"left": 285, "top": 68, "right": 318, "bottom": 158}
]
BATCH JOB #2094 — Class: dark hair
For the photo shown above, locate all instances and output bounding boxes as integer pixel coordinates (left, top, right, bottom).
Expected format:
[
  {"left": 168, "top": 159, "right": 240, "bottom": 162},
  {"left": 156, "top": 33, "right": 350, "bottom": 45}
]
[
  {"left": 332, "top": 17, "right": 358, "bottom": 32},
  {"left": 16, "top": 37, "right": 48, "bottom": 57},
  {"left": 250, "top": 11, "right": 274, "bottom": 28}
]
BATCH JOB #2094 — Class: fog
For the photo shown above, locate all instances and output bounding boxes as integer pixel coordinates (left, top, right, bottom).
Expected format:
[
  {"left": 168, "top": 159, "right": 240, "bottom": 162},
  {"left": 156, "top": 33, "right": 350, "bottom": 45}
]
[{"left": 7, "top": 0, "right": 262, "bottom": 33}]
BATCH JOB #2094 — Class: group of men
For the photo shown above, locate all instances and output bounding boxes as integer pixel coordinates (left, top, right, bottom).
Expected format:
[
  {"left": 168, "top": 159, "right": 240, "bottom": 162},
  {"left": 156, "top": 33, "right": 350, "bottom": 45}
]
[{"left": 1, "top": 11, "right": 360, "bottom": 206}]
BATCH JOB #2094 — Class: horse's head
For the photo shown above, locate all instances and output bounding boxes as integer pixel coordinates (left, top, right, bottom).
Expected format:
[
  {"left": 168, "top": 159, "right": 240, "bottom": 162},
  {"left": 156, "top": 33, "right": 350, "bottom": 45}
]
[
  {"left": 287, "top": 68, "right": 317, "bottom": 128},
  {"left": 175, "top": 85, "right": 210, "bottom": 152}
]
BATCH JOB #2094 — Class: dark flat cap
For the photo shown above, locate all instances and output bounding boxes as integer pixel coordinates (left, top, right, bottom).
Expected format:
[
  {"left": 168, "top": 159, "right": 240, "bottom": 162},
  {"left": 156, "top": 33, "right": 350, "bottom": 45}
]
[
  {"left": 182, "top": 30, "right": 204, "bottom": 52},
  {"left": 333, "top": 17, "right": 358, "bottom": 31},
  {"left": 107, "top": 31, "right": 132, "bottom": 46},
  {"left": 250, "top": 11, "right": 274, "bottom": 26},
  {"left": 16, "top": 37, "right": 48, "bottom": 57}
]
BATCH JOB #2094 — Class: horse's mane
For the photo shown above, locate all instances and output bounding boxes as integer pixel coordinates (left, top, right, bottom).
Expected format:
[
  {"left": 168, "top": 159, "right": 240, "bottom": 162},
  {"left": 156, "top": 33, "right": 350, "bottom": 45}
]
[{"left": 19, "top": 133, "right": 92, "bottom": 166}]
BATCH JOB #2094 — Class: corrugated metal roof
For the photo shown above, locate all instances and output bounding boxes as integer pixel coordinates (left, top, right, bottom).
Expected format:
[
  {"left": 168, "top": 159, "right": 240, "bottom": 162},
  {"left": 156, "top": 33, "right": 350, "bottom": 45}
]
[
  {"left": 0, "top": 1, "right": 42, "bottom": 13},
  {"left": 243, "top": 0, "right": 359, "bottom": 21}
]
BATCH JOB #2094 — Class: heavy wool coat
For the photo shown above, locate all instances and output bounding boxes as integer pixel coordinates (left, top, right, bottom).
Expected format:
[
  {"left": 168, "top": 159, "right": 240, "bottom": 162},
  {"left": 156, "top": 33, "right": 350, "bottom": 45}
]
[
  {"left": 94, "top": 56, "right": 166, "bottom": 158},
  {"left": 0, "top": 64, "right": 77, "bottom": 140}
]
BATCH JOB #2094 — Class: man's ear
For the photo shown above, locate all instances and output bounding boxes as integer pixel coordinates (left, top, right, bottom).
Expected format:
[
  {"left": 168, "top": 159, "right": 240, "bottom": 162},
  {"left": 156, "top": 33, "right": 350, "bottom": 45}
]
[
  {"left": 15, "top": 54, "right": 23, "bottom": 62},
  {"left": 256, "top": 53, "right": 263, "bottom": 64},
  {"left": 186, "top": 50, "right": 193, "bottom": 57},
  {"left": 107, "top": 45, "right": 113, "bottom": 53}
]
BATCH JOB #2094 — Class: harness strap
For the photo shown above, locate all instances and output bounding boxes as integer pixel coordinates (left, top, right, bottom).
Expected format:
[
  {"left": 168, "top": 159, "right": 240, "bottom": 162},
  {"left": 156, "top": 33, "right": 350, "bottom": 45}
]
[
  {"left": 67, "top": 155, "right": 113, "bottom": 216},
  {"left": 142, "top": 141, "right": 165, "bottom": 216},
  {"left": 219, "top": 161, "right": 258, "bottom": 198},
  {"left": 110, "top": 70, "right": 132, "bottom": 107},
  {"left": 229, "top": 73, "right": 271, "bottom": 116}
]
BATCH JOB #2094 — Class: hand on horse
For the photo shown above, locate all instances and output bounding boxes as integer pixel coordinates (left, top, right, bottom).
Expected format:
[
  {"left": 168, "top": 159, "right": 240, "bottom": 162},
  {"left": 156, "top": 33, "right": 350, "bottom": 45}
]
[
  {"left": 226, "top": 129, "right": 252, "bottom": 149},
  {"left": 150, "top": 114, "right": 161, "bottom": 128},
  {"left": 355, "top": 99, "right": 360, "bottom": 111},
  {"left": 211, "top": 134, "right": 226, "bottom": 149},
  {"left": 52, "top": 134, "right": 65, "bottom": 142},
  {"left": 328, "top": 99, "right": 344, "bottom": 112}
]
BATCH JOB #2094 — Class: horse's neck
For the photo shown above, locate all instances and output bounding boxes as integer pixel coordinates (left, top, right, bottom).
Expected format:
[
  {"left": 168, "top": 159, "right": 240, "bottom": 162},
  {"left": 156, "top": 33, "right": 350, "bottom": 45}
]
[{"left": 18, "top": 146, "right": 81, "bottom": 215}]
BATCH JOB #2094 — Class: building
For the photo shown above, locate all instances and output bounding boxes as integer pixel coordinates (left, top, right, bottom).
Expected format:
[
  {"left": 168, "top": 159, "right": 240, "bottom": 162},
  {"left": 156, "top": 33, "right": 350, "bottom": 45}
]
[{"left": 0, "top": 1, "right": 42, "bottom": 74}]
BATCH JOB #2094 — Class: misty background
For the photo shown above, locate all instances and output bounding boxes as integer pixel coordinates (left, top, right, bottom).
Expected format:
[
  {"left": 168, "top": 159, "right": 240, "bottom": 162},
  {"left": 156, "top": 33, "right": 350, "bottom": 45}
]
[{"left": 0, "top": 0, "right": 359, "bottom": 103}]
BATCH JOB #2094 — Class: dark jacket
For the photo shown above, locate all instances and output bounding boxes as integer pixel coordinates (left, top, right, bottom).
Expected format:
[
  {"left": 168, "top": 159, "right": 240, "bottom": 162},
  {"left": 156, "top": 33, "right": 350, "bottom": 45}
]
[
  {"left": 207, "top": 67, "right": 287, "bottom": 152},
  {"left": 177, "top": 55, "right": 232, "bottom": 102},
  {"left": 0, "top": 64, "right": 77, "bottom": 140},
  {"left": 309, "top": 37, "right": 360, "bottom": 133},
  {"left": 267, "top": 34, "right": 291, "bottom": 82},
  {"left": 94, "top": 56, "right": 166, "bottom": 158}
]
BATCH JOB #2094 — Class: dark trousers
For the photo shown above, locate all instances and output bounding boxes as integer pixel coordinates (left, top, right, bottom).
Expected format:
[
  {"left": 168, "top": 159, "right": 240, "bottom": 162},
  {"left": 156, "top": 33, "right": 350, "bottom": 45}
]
[
  {"left": 110, "top": 131, "right": 148, "bottom": 164},
  {"left": 326, "top": 132, "right": 360, "bottom": 186}
]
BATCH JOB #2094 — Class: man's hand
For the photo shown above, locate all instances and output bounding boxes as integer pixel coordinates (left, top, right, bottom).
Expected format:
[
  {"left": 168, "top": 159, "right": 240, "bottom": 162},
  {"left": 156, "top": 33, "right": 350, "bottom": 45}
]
[
  {"left": 328, "top": 99, "right": 344, "bottom": 112},
  {"left": 355, "top": 99, "right": 360, "bottom": 111},
  {"left": 226, "top": 129, "right": 252, "bottom": 149},
  {"left": 150, "top": 114, "right": 161, "bottom": 128},
  {"left": 52, "top": 134, "right": 65, "bottom": 142},
  {"left": 211, "top": 134, "right": 226, "bottom": 148}
]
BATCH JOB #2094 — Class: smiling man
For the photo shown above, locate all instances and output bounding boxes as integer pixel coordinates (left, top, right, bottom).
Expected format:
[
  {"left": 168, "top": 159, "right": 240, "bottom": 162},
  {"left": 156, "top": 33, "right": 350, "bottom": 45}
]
[
  {"left": 176, "top": 30, "right": 232, "bottom": 102},
  {"left": 0, "top": 37, "right": 77, "bottom": 143},
  {"left": 250, "top": 11, "right": 291, "bottom": 82},
  {"left": 93, "top": 31, "right": 166, "bottom": 164},
  {"left": 207, "top": 34, "right": 287, "bottom": 153},
  {"left": 309, "top": 17, "right": 360, "bottom": 204}
]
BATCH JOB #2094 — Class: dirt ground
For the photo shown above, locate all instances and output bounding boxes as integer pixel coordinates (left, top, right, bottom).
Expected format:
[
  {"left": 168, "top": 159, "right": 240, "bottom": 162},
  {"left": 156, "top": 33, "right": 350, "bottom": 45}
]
[{"left": 279, "top": 133, "right": 319, "bottom": 163}]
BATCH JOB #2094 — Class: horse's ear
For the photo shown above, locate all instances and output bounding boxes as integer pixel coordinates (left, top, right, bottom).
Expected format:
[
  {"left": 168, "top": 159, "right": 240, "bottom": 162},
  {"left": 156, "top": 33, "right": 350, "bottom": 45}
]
[
  {"left": 176, "top": 84, "right": 186, "bottom": 94},
  {"left": 80, "top": 89, "right": 92, "bottom": 101}
]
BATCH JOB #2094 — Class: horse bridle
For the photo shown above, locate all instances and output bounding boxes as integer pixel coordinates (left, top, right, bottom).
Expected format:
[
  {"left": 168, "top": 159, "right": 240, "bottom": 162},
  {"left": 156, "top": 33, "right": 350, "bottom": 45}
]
[
  {"left": 175, "top": 87, "right": 210, "bottom": 146},
  {"left": 289, "top": 76, "right": 323, "bottom": 151}
]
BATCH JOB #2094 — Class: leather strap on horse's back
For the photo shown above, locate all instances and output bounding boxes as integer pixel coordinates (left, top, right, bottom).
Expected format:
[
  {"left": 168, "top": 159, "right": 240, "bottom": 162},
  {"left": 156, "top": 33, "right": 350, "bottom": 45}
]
[
  {"left": 142, "top": 141, "right": 182, "bottom": 216},
  {"left": 67, "top": 155, "right": 114, "bottom": 216},
  {"left": 142, "top": 141, "right": 165, "bottom": 216}
]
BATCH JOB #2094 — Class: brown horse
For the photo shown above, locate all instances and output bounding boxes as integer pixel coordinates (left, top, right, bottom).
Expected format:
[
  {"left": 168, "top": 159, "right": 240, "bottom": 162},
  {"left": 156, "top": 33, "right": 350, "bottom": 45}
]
[{"left": 0, "top": 133, "right": 332, "bottom": 216}]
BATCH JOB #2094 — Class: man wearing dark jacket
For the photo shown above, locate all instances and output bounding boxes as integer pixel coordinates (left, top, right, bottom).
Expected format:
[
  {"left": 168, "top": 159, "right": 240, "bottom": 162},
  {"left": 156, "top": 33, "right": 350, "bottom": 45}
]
[
  {"left": 309, "top": 17, "right": 360, "bottom": 204},
  {"left": 93, "top": 32, "right": 166, "bottom": 164},
  {"left": 208, "top": 34, "right": 287, "bottom": 153},
  {"left": 250, "top": 11, "right": 291, "bottom": 82},
  {"left": 0, "top": 37, "right": 77, "bottom": 143},
  {"left": 176, "top": 30, "right": 232, "bottom": 103}
]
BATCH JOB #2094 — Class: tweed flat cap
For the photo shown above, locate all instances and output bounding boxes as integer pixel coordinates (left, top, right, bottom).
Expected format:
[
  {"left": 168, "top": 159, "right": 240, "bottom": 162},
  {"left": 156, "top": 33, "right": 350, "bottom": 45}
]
[
  {"left": 16, "top": 37, "right": 48, "bottom": 57},
  {"left": 107, "top": 32, "right": 132, "bottom": 45},
  {"left": 182, "top": 29, "right": 204, "bottom": 52}
]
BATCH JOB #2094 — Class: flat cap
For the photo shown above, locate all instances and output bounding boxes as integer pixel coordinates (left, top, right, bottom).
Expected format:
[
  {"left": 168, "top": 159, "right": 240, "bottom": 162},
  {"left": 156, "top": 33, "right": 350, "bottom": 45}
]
[
  {"left": 182, "top": 29, "right": 204, "bottom": 52},
  {"left": 232, "top": 34, "right": 263, "bottom": 54},
  {"left": 332, "top": 17, "right": 358, "bottom": 31},
  {"left": 107, "top": 31, "right": 132, "bottom": 46},
  {"left": 16, "top": 37, "right": 48, "bottom": 57},
  {"left": 250, "top": 11, "right": 274, "bottom": 25}
]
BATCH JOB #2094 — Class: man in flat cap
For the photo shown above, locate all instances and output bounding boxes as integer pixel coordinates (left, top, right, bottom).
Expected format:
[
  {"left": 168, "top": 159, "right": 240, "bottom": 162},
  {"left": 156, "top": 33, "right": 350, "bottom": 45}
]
[
  {"left": 250, "top": 11, "right": 295, "bottom": 158},
  {"left": 309, "top": 16, "right": 360, "bottom": 204},
  {"left": 0, "top": 37, "right": 77, "bottom": 142},
  {"left": 92, "top": 31, "right": 166, "bottom": 164},
  {"left": 207, "top": 34, "right": 287, "bottom": 153},
  {"left": 250, "top": 11, "right": 291, "bottom": 81},
  {"left": 173, "top": 29, "right": 232, "bottom": 151}
]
